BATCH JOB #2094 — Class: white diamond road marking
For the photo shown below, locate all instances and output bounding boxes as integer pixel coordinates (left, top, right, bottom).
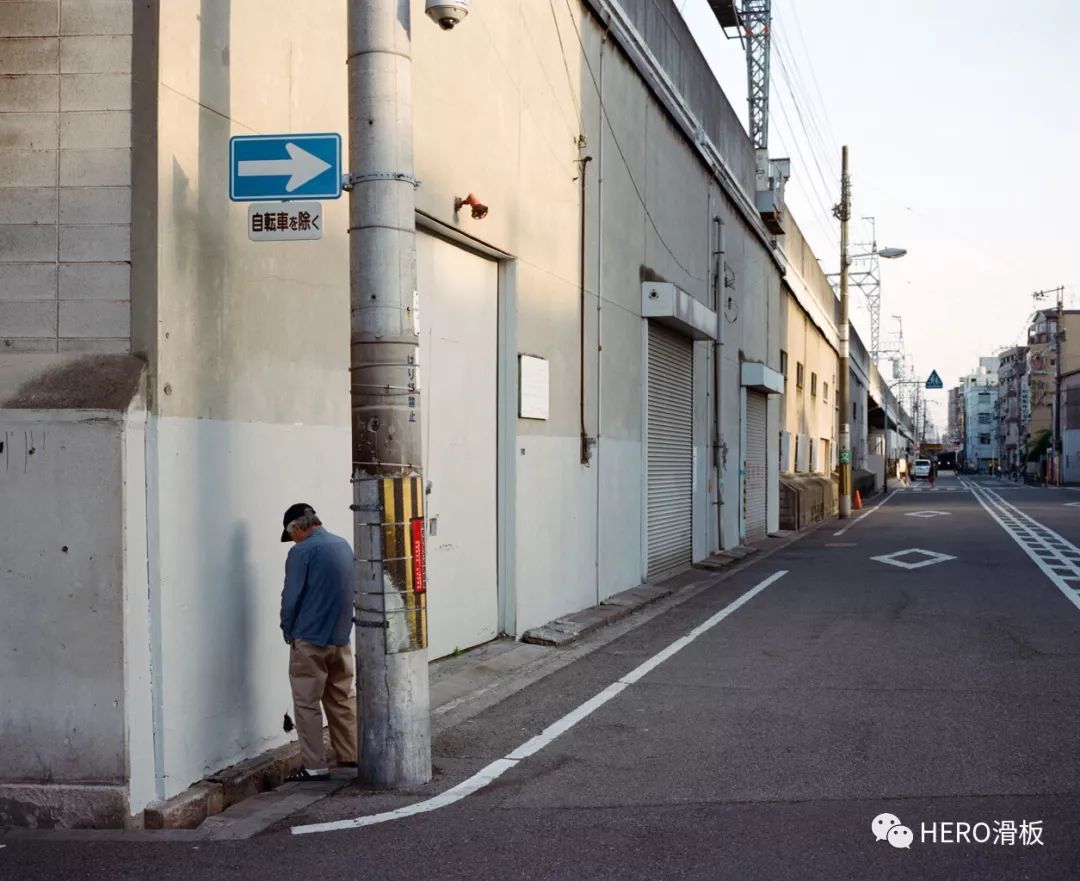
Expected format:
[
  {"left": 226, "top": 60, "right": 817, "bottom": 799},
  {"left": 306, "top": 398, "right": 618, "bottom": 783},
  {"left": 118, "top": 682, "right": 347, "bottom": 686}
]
[
  {"left": 1065, "top": 502, "right": 1080, "bottom": 508},
  {"left": 871, "top": 548, "right": 957, "bottom": 570},
  {"left": 904, "top": 511, "right": 952, "bottom": 519},
  {"left": 961, "top": 478, "right": 1080, "bottom": 613}
]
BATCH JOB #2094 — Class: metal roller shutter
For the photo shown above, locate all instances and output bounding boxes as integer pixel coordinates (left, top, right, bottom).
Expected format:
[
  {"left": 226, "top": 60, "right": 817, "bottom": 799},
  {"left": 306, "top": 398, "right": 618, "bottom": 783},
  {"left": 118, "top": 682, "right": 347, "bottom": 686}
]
[
  {"left": 743, "top": 391, "right": 768, "bottom": 541},
  {"left": 647, "top": 322, "right": 693, "bottom": 579}
]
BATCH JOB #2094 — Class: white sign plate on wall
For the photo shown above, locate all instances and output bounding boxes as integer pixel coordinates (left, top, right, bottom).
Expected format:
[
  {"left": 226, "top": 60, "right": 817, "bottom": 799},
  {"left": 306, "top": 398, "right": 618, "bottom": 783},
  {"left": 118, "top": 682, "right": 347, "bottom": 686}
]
[
  {"left": 519, "top": 355, "right": 549, "bottom": 420},
  {"left": 246, "top": 201, "right": 323, "bottom": 241}
]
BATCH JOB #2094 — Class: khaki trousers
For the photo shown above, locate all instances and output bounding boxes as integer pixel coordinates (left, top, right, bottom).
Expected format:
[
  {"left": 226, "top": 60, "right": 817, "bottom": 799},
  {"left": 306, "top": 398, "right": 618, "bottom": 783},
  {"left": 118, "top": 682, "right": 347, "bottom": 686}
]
[{"left": 289, "top": 639, "right": 358, "bottom": 769}]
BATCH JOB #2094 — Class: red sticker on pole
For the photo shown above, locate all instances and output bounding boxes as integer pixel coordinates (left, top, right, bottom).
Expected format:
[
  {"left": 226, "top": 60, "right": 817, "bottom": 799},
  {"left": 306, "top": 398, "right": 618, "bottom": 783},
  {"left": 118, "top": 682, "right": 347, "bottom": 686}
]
[{"left": 410, "top": 517, "right": 427, "bottom": 593}]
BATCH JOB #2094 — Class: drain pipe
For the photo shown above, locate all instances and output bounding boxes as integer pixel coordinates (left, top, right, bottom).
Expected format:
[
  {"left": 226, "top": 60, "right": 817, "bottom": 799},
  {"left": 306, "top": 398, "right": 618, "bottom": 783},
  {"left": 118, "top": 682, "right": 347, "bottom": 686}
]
[
  {"left": 594, "top": 30, "right": 607, "bottom": 604},
  {"left": 713, "top": 215, "right": 727, "bottom": 549},
  {"left": 578, "top": 153, "right": 594, "bottom": 465}
]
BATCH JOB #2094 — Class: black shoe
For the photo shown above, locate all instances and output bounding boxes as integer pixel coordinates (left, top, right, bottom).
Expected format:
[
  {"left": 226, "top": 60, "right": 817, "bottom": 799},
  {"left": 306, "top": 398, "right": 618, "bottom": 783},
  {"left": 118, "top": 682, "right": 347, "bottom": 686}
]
[
  {"left": 337, "top": 761, "right": 358, "bottom": 768},
  {"left": 285, "top": 767, "right": 330, "bottom": 782}
]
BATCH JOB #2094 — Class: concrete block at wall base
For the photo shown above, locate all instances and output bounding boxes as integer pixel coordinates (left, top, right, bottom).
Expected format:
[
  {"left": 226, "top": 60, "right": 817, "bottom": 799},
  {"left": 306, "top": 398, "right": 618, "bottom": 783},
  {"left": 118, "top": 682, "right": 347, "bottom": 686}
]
[
  {"left": 60, "top": 74, "right": 131, "bottom": 111},
  {"left": 145, "top": 739, "right": 309, "bottom": 830},
  {"left": 0, "top": 148, "right": 58, "bottom": 186},
  {"left": 60, "top": 112, "right": 131, "bottom": 150},
  {"left": 0, "top": 1, "right": 59, "bottom": 38},
  {"left": 0, "top": 223, "right": 58, "bottom": 261},
  {"left": 61, "top": 0, "right": 134, "bottom": 36},
  {"left": 60, "top": 35, "right": 132, "bottom": 74},
  {"left": 59, "top": 261, "right": 129, "bottom": 299},
  {"left": 1, "top": 337, "right": 57, "bottom": 353},
  {"left": 59, "top": 148, "right": 131, "bottom": 187},
  {"left": 207, "top": 739, "right": 305, "bottom": 808},
  {"left": 59, "top": 298, "right": 130, "bottom": 338},
  {"left": 59, "top": 223, "right": 130, "bottom": 261},
  {"left": 0, "top": 75, "right": 59, "bottom": 113},
  {"left": 0, "top": 264, "right": 57, "bottom": 301},
  {"left": 58, "top": 337, "right": 130, "bottom": 354},
  {"left": 852, "top": 469, "right": 877, "bottom": 500},
  {"left": 60, "top": 186, "right": 131, "bottom": 223},
  {"left": 0, "top": 783, "right": 128, "bottom": 829},
  {"left": 0, "top": 37, "right": 59, "bottom": 75},
  {"left": 0, "top": 112, "right": 59, "bottom": 150},
  {"left": 143, "top": 783, "right": 225, "bottom": 831},
  {"left": 0, "top": 187, "right": 59, "bottom": 225},
  {"left": 0, "top": 300, "right": 58, "bottom": 337}
]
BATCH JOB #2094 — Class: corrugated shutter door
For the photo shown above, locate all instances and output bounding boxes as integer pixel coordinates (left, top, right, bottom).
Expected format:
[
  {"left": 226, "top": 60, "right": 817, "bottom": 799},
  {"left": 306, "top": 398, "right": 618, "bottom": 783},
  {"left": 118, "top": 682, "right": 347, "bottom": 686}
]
[
  {"left": 647, "top": 323, "right": 693, "bottom": 579},
  {"left": 743, "top": 391, "right": 768, "bottom": 541}
]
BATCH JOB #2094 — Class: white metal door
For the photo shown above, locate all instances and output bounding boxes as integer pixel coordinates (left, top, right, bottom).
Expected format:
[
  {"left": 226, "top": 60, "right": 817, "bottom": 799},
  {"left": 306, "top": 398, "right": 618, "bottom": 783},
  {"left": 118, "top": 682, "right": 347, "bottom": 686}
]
[
  {"left": 743, "top": 391, "right": 768, "bottom": 541},
  {"left": 646, "top": 322, "right": 693, "bottom": 579},
  {"left": 417, "top": 232, "right": 499, "bottom": 659}
]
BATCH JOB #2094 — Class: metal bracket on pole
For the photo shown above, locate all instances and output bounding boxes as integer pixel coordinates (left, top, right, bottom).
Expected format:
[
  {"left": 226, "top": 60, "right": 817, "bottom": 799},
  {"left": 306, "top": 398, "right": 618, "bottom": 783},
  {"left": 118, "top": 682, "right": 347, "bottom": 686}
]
[
  {"left": 342, "top": 171, "right": 421, "bottom": 191},
  {"left": 354, "top": 618, "right": 390, "bottom": 629}
]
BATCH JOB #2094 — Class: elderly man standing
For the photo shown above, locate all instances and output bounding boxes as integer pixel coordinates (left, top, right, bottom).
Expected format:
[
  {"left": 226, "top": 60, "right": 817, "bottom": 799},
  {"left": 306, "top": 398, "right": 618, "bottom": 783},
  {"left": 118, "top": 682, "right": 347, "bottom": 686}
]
[{"left": 279, "top": 503, "right": 358, "bottom": 781}]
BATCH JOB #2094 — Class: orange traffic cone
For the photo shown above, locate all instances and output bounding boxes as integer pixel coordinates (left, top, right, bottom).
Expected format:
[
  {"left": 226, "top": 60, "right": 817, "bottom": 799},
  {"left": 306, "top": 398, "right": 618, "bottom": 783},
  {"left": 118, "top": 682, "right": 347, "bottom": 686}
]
[{"left": 853, "top": 490, "right": 863, "bottom": 510}]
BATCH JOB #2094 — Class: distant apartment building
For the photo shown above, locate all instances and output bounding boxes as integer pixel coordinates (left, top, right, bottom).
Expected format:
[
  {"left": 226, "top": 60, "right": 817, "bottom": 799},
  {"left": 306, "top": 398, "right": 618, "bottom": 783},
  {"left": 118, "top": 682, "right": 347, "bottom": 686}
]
[
  {"left": 962, "top": 357, "right": 1000, "bottom": 472},
  {"left": 947, "top": 385, "right": 964, "bottom": 445},
  {"left": 1025, "top": 310, "right": 1059, "bottom": 451},
  {"left": 996, "top": 346, "right": 1028, "bottom": 472}
]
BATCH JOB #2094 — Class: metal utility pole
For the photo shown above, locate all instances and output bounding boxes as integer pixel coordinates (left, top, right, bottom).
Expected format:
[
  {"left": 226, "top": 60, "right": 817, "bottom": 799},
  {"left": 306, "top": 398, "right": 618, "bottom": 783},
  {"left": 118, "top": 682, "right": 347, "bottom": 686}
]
[
  {"left": 348, "top": 0, "right": 432, "bottom": 787},
  {"left": 835, "top": 146, "right": 852, "bottom": 517},
  {"left": 853, "top": 218, "right": 882, "bottom": 362}
]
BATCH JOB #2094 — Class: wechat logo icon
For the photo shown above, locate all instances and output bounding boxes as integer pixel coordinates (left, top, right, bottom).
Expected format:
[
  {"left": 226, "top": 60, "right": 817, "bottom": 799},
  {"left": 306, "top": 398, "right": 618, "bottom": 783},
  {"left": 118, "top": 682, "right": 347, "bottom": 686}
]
[{"left": 873, "top": 813, "right": 914, "bottom": 849}]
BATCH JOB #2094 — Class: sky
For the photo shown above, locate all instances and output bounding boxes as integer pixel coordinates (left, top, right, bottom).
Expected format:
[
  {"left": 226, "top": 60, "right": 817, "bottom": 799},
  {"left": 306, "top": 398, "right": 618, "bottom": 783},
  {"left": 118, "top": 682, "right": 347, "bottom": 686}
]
[{"left": 676, "top": 0, "right": 1080, "bottom": 433}]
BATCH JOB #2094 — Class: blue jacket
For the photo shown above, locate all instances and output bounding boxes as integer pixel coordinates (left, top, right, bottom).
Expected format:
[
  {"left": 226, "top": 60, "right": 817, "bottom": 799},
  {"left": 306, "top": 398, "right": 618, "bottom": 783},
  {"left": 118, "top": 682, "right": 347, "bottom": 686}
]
[{"left": 280, "top": 527, "right": 355, "bottom": 647}]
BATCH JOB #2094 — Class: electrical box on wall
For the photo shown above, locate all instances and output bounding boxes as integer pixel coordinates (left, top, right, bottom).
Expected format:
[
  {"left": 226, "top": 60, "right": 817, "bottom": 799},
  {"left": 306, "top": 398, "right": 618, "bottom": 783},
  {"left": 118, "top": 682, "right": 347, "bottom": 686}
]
[{"left": 755, "top": 150, "right": 790, "bottom": 236}]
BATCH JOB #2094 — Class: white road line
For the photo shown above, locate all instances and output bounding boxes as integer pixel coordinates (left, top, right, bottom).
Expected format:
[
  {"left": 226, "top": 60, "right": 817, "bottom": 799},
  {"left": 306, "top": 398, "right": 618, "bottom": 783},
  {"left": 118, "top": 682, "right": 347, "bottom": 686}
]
[
  {"left": 833, "top": 490, "right": 899, "bottom": 536},
  {"left": 291, "top": 569, "right": 789, "bottom": 836},
  {"left": 962, "top": 479, "right": 1080, "bottom": 614}
]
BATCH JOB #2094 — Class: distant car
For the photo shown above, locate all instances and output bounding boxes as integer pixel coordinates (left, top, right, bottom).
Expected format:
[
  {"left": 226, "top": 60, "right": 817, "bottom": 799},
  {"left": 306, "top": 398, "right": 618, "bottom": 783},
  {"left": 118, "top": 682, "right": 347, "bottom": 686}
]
[{"left": 913, "top": 459, "right": 931, "bottom": 479}]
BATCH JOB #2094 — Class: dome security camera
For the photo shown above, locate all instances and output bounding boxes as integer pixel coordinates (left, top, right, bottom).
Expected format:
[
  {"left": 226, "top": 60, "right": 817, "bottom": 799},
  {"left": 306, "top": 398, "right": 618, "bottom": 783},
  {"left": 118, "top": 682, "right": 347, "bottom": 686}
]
[{"left": 425, "top": 0, "right": 470, "bottom": 30}]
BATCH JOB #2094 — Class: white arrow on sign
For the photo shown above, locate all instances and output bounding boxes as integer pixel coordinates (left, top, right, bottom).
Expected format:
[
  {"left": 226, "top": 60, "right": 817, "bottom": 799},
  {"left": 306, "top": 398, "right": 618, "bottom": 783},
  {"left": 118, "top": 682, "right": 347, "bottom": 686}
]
[{"left": 237, "top": 142, "right": 331, "bottom": 193}]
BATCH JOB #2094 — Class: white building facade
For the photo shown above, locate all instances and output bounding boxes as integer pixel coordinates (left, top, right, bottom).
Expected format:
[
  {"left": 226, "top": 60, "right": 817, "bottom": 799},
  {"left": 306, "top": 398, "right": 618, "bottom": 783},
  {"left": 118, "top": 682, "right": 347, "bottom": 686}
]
[
  {"left": 962, "top": 357, "right": 1000, "bottom": 472},
  {"left": 0, "top": 0, "right": 799, "bottom": 827}
]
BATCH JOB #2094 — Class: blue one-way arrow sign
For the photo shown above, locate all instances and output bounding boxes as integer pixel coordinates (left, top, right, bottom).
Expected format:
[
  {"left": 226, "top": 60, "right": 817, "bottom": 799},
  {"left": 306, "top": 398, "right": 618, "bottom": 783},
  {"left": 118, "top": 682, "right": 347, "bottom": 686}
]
[
  {"left": 925, "top": 369, "right": 943, "bottom": 389},
  {"left": 229, "top": 133, "right": 341, "bottom": 202}
]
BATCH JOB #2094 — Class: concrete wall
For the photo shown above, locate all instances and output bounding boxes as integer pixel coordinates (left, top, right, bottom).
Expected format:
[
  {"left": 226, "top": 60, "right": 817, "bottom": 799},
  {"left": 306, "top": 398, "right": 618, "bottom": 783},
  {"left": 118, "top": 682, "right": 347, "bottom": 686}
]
[
  {"left": 0, "top": 0, "right": 133, "bottom": 355},
  {"left": 0, "top": 354, "right": 148, "bottom": 827},
  {"left": 412, "top": 0, "right": 780, "bottom": 618},
  {"left": 142, "top": 0, "right": 353, "bottom": 800}
]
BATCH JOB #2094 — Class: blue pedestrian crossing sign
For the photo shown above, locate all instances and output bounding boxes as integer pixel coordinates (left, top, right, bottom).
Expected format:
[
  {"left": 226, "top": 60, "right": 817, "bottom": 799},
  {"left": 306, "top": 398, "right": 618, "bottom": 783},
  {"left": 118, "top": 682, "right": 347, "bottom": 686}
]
[
  {"left": 229, "top": 133, "right": 342, "bottom": 202},
  {"left": 925, "top": 369, "right": 943, "bottom": 389}
]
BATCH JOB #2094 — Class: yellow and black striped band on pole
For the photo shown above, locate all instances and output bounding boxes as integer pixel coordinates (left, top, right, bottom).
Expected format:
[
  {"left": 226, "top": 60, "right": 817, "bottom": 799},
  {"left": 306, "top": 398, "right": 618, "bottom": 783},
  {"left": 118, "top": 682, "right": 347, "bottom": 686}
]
[{"left": 378, "top": 475, "right": 427, "bottom": 653}]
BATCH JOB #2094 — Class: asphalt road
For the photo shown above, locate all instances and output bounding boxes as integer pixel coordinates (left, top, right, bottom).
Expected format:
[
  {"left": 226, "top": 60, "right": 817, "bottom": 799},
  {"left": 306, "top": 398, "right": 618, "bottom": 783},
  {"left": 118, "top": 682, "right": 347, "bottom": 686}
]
[{"left": 7, "top": 473, "right": 1080, "bottom": 879}]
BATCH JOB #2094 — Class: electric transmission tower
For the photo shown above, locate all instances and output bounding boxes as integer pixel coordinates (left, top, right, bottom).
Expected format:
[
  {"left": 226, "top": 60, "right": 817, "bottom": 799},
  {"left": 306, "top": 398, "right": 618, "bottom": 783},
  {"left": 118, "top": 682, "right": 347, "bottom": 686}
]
[
  {"left": 707, "top": 0, "right": 771, "bottom": 150},
  {"left": 742, "top": 0, "right": 771, "bottom": 150}
]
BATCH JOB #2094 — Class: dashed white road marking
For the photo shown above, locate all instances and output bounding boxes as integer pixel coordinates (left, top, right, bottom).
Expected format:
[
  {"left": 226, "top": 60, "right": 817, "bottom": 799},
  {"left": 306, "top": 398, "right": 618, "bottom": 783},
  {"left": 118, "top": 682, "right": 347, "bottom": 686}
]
[
  {"left": 962, "top": 478, "right": 1080, "bottom": 614},
  {"left": 291, "top": 569, "right": 790, "bottom": 836},
  {"left": 833, "top": 489, "right": 899, "bottom": 537}
]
